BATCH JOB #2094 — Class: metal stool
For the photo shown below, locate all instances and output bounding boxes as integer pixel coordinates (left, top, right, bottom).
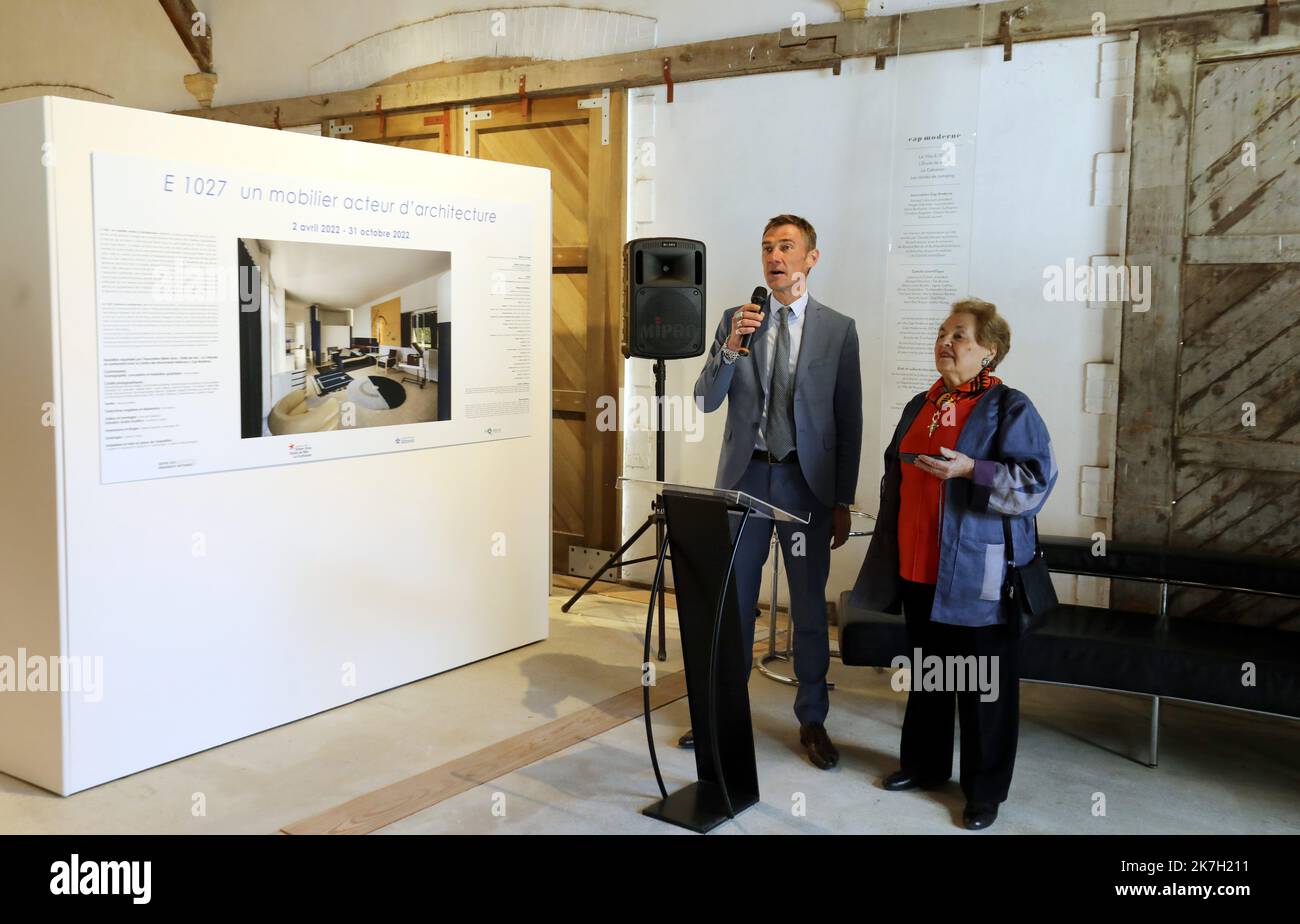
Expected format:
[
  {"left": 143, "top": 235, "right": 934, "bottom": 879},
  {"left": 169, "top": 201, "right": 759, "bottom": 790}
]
[{"left": 757, "top": 511, "right": 875, "bottom": 686}]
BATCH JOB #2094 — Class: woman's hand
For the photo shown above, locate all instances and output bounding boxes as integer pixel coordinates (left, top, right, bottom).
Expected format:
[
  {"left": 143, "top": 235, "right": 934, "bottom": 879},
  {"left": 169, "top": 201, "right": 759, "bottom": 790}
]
[{"left": 913, "top": 446, "right": 974, "bottom": 480}]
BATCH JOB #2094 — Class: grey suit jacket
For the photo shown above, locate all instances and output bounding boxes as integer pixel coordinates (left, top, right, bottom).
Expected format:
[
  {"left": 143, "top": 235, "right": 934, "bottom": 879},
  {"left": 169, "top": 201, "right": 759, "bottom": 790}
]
[{"left": 694, "top": 294, "right": 863, "bottom": 510}]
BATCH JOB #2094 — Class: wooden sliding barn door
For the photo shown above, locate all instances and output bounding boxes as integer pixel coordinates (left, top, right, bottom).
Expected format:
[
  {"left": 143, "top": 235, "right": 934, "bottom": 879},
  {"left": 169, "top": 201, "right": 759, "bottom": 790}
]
[
  {"left": 332, "top": 107, "right": 455, "bottom": 154},
  {"left": 465, "top": 94, "right": 625, "bottom": 573},
  {"left": 1115, "top": 12, "right": 1300, "bottom": 627},
  {"left": 341, "top": 93, "right": 626, "bottom": 572}
]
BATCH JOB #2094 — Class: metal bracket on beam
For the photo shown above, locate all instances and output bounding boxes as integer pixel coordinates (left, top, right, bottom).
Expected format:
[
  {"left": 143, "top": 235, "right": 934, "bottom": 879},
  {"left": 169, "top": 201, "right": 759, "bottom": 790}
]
[
  {"left": 1265, "top": 0, "right": 1281, "bottom": 36},
  {"left": 662, "top": 57, "right": 674, "bottom": 103},
  {"left": 518, "top": 76, "right": 530, "bottom": 119},
  {"left": 422, "top": 110, "right": 452, "bottom": 153},
  {"left": 1000, "top": 5, "right": 1032, "bottom": 63},
  {"left": 273, "top": 106, "right": 282, "bottom": 131},
  {"left": 999, "top": 12, "right": 1015, "bottom": 61},
  {"left": 375, "top": 94, "right": 386, "bottom": 137},
  {"left": 462, "top": 105, "right": 492, "bottom": 155},
  {"left": 327, "top": 118, "right": 353, "bottom": 137},
  {"left": 577, "top": 89, "right": 610, "bottom": 145}
]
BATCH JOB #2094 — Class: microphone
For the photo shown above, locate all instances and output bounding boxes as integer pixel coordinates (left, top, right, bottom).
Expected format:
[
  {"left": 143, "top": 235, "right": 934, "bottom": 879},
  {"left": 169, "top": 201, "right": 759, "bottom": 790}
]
[{"left": 737, "top": 285, "right": 767, "bottom": 356}]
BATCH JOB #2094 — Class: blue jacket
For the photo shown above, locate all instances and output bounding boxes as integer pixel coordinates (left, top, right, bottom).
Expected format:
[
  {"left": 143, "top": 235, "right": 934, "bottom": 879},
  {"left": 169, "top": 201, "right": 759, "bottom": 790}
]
[{"left": 850, "top": 383, "right": 1058, "bottom": 627}]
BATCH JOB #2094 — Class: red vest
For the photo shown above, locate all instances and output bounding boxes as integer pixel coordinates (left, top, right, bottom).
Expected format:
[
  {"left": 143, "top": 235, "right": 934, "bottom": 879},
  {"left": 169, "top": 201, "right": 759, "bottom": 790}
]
[{"left": 897, "top": 374, "right": 1000, "bottom": 584}]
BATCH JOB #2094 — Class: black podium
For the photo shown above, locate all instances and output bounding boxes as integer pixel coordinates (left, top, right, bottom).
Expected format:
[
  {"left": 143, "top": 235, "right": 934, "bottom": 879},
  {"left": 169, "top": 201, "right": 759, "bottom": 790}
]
[{"left": 623, "top": 479, "right": 808, "bottom": 833}]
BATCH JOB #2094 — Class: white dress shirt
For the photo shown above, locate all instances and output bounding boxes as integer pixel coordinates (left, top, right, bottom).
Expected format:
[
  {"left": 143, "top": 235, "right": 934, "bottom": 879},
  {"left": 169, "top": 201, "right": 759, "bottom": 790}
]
[{"left": 755, "top": 290, "right": 808, "bottom": 452}]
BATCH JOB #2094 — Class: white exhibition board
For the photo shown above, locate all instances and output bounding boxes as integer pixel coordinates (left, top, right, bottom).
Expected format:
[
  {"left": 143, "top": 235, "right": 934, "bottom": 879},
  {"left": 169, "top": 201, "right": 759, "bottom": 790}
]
[
  {"left": 91, "top": 152, "right": 535, "bottom": 482},
  {"left": 0, "top": 97, "right": 552, "bottom": 795}
]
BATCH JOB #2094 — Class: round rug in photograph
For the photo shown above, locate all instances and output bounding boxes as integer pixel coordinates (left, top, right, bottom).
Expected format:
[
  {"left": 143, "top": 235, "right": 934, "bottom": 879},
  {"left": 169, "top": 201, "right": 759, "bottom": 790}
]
[{"left": 345, "top": 375, "right": 407, "bottom": 410}]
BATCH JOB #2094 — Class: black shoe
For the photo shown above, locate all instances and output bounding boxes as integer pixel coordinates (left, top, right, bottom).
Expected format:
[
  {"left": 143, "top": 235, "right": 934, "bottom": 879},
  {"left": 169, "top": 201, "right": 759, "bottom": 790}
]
[
  {"left": 962, "top": 801, "right": 999, "bottom": 830},
  {"left": 677, "top": 729, "right": 694, "bottom": 749},
  {"left": 882, "top": 769, "right": 947, "bottom": 791},
  {"left": 799, "top": 722, "right": 840, "bottom": 770}
]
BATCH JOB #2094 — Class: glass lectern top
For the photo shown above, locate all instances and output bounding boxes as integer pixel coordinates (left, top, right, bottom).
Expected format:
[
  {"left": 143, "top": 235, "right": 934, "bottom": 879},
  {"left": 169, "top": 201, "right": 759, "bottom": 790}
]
[{"left": 617, "top": 478, "right": 811, "bottom": 525}]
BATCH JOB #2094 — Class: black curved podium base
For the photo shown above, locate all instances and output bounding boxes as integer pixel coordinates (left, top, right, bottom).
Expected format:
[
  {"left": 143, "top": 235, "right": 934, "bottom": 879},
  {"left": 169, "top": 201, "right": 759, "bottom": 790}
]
[
  {"left": 641, "top": 491, "right": 761, "bottom": 833},
  {"left": 642, "top": 781, "right": 759, "bottom": 833}
]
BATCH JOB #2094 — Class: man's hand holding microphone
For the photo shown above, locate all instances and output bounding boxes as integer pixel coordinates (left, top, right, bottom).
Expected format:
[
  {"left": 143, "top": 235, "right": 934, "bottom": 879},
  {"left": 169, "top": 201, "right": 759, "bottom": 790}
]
[{"left": 726, "top": 286, "right": 770, "bottom": 354}]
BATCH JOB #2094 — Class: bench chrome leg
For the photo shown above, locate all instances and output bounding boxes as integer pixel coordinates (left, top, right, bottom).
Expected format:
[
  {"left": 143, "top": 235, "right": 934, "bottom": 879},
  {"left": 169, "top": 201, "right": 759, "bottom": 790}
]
[
  {"left": 1148, "top": 695, "right": 1160, "bottom": 768},
  {"left": 757, "top": 536, "right": 797, "bottom": 685}
]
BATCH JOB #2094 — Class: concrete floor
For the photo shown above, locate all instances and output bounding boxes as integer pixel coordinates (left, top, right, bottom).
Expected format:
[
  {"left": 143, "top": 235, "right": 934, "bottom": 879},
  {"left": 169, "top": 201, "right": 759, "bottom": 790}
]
[{"left": 2, "top": 590, "right": 1297, "bottom": 834}]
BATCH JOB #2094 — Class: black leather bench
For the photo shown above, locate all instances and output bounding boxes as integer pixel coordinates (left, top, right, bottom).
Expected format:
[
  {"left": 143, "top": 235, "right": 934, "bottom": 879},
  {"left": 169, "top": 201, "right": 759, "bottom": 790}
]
[
  {"left": 332, "top": 353, "right": 377, "bottom": 373},
  {"left": 837, "top": 537, "right": 1300, "bottom": 767}
]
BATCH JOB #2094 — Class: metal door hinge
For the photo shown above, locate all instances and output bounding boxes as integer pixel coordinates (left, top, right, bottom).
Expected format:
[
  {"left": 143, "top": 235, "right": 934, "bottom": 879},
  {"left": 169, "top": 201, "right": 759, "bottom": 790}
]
[
  {"left": 578, "top": 89, "right": 611, "bottom": 145},
  {"left": 569, "top": 545, "right": 615, "bottom": 578}
]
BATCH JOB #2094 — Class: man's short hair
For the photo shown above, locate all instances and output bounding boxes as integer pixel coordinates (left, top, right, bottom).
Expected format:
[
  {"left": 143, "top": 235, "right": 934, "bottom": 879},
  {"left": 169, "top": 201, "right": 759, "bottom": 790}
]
[{"left": 763, "top": 214, "right": 817, "bottom": 251}]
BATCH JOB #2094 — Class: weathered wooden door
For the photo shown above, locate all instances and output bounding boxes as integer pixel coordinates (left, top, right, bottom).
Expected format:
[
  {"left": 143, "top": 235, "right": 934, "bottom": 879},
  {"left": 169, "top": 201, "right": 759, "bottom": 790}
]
[
  {"left": 1116, "top": 12, "right": 1300, "bottom": 627},
  {"left": 468, "top": 94, "right": 625, "bottom": 572},
  {"left": 336, "top": 107, "right": 455, "bottom": 153},
  {"left": 345, "top": 94, "right": 626, "bottom": 572}
]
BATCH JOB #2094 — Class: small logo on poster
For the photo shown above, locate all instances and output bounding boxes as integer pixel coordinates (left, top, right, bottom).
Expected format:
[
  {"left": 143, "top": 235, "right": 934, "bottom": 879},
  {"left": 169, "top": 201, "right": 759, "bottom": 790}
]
[
  {"left": 288, "top": 443, "right": 313, "bottom": 459},
  {"left": 394, "top": 436, "right": 414, "bottom": 445}
]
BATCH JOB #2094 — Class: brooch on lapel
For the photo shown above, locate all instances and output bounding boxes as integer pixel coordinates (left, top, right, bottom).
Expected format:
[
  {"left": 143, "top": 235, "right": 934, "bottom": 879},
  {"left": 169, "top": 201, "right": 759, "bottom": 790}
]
[{"left": 928, "top": 391, "right": 957, "bottom": 437}]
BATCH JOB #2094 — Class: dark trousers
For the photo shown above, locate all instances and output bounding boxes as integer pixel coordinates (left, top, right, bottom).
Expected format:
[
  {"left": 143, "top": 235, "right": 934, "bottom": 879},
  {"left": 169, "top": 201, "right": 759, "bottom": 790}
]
[
  {"left": 731, "top": 458, "right": 833, "bottom": 726},
  {"left": 899, "top": 579, "right": 1020, "bottom": 805}
]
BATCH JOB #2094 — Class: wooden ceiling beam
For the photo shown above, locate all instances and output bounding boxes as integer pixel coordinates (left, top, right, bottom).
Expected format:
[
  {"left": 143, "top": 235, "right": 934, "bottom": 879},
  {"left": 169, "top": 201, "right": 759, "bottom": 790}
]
[
  {"left": 158, "top": 0, "right": 213, "bottom": 74},
  {"left": 780, "top": 0, "right": 1297, "bottom": 58},
  {"left": 174, "top": 0, "right": 1300, "bottom": 127}
]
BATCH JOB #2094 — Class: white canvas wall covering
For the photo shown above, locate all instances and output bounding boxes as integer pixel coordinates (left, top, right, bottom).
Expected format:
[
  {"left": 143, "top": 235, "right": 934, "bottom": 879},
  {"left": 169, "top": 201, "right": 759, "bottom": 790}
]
[
  {"left": 623, "top": 35, "right": 1127, "bottom": 598},
  {"left": 0, "top": 96, "right": 552, "bottom": 795},
  {"left": 880, "top": 48, "right": 983, "bottom": 426}
]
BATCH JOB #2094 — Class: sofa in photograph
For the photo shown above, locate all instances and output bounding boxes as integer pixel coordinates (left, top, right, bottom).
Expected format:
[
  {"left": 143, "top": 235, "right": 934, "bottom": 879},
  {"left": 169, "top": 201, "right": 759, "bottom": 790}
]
[
  {"left": 268, "top": 388, "right": 341, "bottom": 435},
  {"left": 320, "top": 348, "right": 377, "bottom": 373}
]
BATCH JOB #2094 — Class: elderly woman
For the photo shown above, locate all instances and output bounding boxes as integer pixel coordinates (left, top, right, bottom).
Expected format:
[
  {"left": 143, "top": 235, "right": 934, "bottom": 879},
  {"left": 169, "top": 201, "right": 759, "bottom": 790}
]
[{"left": 851, "top": 298, "right": 1056, "bottom": 830}]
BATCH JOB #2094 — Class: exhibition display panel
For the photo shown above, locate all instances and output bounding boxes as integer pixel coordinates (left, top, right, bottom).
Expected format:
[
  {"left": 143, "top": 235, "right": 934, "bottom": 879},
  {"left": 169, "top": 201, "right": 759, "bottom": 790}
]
[{"left": 0, "top": 97, "right": 552, "bottom": 795}]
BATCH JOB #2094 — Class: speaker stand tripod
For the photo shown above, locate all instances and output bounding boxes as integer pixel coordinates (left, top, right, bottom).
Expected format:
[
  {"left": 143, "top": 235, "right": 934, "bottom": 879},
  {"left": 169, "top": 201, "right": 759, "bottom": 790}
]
[{"left": 561, "top": 359, "right": 672, "bottom": 661}]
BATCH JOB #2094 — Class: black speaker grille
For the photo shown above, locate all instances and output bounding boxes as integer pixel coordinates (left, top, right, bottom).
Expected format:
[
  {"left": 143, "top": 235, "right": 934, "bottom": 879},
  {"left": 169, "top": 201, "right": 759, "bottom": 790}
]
[{"left": 629, "top": 286, "right": 705, "bottom": 359}]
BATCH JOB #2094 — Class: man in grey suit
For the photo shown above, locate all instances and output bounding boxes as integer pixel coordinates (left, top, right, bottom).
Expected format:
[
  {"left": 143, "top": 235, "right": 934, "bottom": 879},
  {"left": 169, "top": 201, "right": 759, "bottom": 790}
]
[{"left": 690, "top": 214, "right": 862, "bottom": 769}]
